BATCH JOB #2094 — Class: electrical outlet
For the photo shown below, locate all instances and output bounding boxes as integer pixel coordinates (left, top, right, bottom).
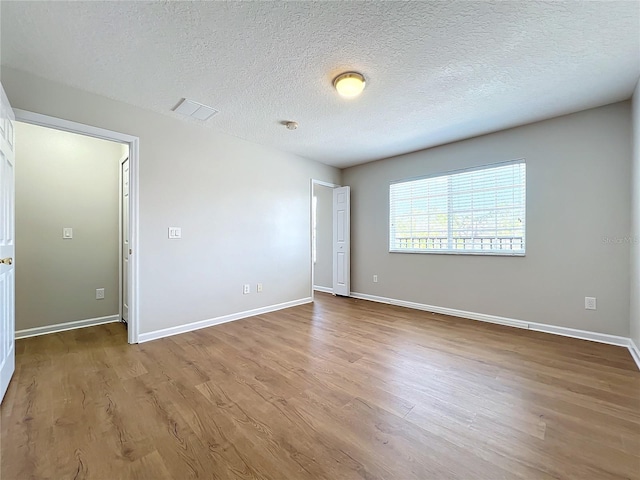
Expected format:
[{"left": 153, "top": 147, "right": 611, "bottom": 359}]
[
  {"left": 257, "top": 283, "right": 263, "bottom": 293},
  {"left": 168, "top": 227, "right": 182, "bottom": 239},
  {"left": 585, "top": 297, "right": 597, "bottom": 310},
  {"left": 373, "top": 274, "right": 378, "bottom": 283},
  {"left": 243, "top": 284, "right": 250, "bottom": 295},
  {"left": 96, "top": 288, "right": 105, "bottom": 300}
]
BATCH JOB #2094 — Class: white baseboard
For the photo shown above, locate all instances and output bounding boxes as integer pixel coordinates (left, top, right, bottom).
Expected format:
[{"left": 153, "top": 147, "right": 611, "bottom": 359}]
[
  {"left": 629, "top": 339, "right": 640, "bottom": 370},
  {"left": 138, "top": 297, "right": 312, "bottom": 343},
  {"left": 351, "top": 292, "right": 528, "bottom": 329},
  {"left": 351, "top": 292, "right": 639, "bottom": 370},
  {"left": 527, "top": 322, "right": 629, "bottom": 347},
  {"left": 15, "top": 314, "right": 120, "bottom": 340},
  {"left": 313, "top": 285, "right": 333, "bottom": 294}
]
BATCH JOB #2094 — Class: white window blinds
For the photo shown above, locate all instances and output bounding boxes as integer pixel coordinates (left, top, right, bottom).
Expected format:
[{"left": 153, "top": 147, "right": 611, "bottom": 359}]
[{"left": 389, "top": 160, "right": 526, "bottom": 255}]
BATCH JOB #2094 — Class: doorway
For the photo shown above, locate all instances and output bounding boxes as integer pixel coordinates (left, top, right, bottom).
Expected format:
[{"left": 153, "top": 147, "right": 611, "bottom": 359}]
[
  {"left": 312, "top": 181, "right": 335, "bottom": 294},
  {"left": 311, "top": 179, "right": 350, "bottom": 299},
  {"left": 14, "top": 109, "right": 139, "bottom": 344}
]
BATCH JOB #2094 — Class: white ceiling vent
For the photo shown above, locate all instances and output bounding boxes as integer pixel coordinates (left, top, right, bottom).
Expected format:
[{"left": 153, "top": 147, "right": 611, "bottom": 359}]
[{"left": 173, "top": 98, "right": 219, "bottom": 121}]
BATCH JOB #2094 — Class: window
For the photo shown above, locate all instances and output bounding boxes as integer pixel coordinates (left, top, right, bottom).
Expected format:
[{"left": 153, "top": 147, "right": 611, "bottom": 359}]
[{"left": 389, "top": 160, "right": 526, "bottom": 255}]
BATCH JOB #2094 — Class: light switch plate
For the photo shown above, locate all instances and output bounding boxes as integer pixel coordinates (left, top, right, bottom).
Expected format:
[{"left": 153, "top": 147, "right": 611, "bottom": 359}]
[
  {"left": 63, "top": 227, "right": 73, "bottom": 239},
  {"left": 168, "top": 227, "right": 182, "bottom": 239}
]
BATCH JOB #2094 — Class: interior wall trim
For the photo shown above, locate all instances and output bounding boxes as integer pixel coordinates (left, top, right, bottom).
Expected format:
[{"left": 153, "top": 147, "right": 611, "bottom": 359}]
[
  {"left": 350, "top": 292, "right": 639, "bottom": 370},
  {"left": 15, "top": 314, "right": 120, "bottom": 340},
  {"left": 138, "top": 297, "right": 312, "bottom": 343}
]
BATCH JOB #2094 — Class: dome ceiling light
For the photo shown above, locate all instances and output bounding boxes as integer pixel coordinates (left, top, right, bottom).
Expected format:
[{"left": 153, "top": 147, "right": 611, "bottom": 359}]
[{"left": 333, "top": 72, "right": 366, "bottom": 98}]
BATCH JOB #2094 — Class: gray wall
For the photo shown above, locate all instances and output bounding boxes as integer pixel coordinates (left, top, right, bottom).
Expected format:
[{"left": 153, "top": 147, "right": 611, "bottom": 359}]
[
  {"left": 343, "top": 102, "right": 632, "bottom": 337},
  {"left": 313, "top": 183, "right": 333, "bottom": 289},
  {"left": 15, "top": 122, "right": 123, "bottom": 330},
  {"left": 631, "top": 80, "right": 640, "bottom": 348},
  {"left": 2, "top": 67, "right": 341, "bottom": 335}
]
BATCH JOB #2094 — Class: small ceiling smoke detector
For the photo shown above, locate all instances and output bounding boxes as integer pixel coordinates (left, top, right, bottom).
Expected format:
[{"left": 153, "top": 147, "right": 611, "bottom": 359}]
[
  {"left": 333, "top": 72, "right": 366, "bottom": 98},
  {"left": 285, "top": 121, "right": 299, "bottom": 130},
  {"left": 173, "top": 98, "right": 219, "bottom": 120}
]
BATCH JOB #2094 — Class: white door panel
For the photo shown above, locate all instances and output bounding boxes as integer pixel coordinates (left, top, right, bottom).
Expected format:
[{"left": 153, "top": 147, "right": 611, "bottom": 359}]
[
  {"left": 0, "top": 82, "right": 15, "bottom": 404},
  {"left": 336, "top": 252, "right": 345, "bottom": 285},
  {"left": 122, "top": 158, "right": 129, "bottom": 323},
  {"left": 332, "top": 186, "right": 350, "bottom": 296}
]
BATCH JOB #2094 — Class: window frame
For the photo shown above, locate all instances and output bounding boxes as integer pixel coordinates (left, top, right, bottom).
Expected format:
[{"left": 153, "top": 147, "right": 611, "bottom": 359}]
[{"left": 388, "top": 159, "right": 526, "bottom": 257}]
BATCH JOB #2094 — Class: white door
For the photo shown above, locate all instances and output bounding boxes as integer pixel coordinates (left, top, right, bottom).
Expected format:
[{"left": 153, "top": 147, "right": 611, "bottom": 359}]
[
  {"left": 332, "top": 186, "right": 350, "bottom": 296},
  {"left": 0, "top": 83, "right": 16, "bottom": 403},
  {"left": 121, "top": 157, "right": 129, "bottom": 323}
]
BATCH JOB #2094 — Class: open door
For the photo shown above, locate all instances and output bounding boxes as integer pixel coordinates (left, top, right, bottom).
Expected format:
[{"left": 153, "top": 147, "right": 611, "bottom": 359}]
[
  {"left": 121, "top": 157, "right": 130, "bottom": 324},
  {"left": 332, "top": 186, "right": 350, "bottom": 296},
  {"left": 0, "top": 83, "right": 16, "bottom": 403}
]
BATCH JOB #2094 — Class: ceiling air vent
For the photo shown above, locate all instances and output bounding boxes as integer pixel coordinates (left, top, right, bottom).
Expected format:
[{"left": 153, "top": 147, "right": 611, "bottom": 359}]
[{"left": 173, "top": 98, "right": 219, "bottom": 121}]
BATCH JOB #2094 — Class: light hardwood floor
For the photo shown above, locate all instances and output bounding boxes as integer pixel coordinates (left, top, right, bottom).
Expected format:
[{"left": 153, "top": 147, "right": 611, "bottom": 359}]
[{"left": 1, "top": 292, "right": 639, "bottom": 479}]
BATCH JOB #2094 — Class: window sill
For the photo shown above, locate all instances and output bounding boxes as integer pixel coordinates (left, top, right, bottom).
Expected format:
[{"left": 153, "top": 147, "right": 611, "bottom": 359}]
[{"left": 389, "top": 250, "right": 525, "bottom": 257}]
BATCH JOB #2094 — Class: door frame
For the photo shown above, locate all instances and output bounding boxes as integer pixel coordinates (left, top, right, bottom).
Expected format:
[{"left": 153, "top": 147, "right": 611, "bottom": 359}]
[
  {"left": 14, "top": 109, "right": 141, "bottom": 344},
  {"left": 310, "top": 179, "right": 341, "bottom": 302}
]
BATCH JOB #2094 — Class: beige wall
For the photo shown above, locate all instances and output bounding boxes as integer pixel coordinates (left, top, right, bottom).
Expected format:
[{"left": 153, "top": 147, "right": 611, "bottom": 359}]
[
  {"left": 313, "top": 183, "right": 333, "bottom": 289},
  {"left": 2, "top": 67, "right": 341, "bottom": 336},
  {"left": 15, "top": 122, "right": 122, "bottom": 330},
  {"left": 631, "top": 79, "right": 640, "bottom": 348},
  {"left": 343, "top": 102, "right": 632, "bottom": 337}
]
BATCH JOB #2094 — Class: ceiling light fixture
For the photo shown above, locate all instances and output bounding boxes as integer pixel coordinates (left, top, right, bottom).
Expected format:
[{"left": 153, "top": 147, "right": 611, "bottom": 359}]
[
  {"left": 333, "top": 72, "right": 366, "bottom": 98},
  {"left": 285, "top": 121, "right": 299, "bottom": 130}
]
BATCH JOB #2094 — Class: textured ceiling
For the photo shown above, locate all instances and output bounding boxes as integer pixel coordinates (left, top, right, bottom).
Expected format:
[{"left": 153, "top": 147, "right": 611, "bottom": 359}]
[{"left": 1, "top": 1, "right": 639, "bottom": 168}]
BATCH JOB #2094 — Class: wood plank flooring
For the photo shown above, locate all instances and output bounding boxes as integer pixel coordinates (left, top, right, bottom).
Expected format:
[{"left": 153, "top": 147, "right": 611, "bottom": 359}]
[{"left": 1, "top": 292, "right": 639, "bottom": 479}]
